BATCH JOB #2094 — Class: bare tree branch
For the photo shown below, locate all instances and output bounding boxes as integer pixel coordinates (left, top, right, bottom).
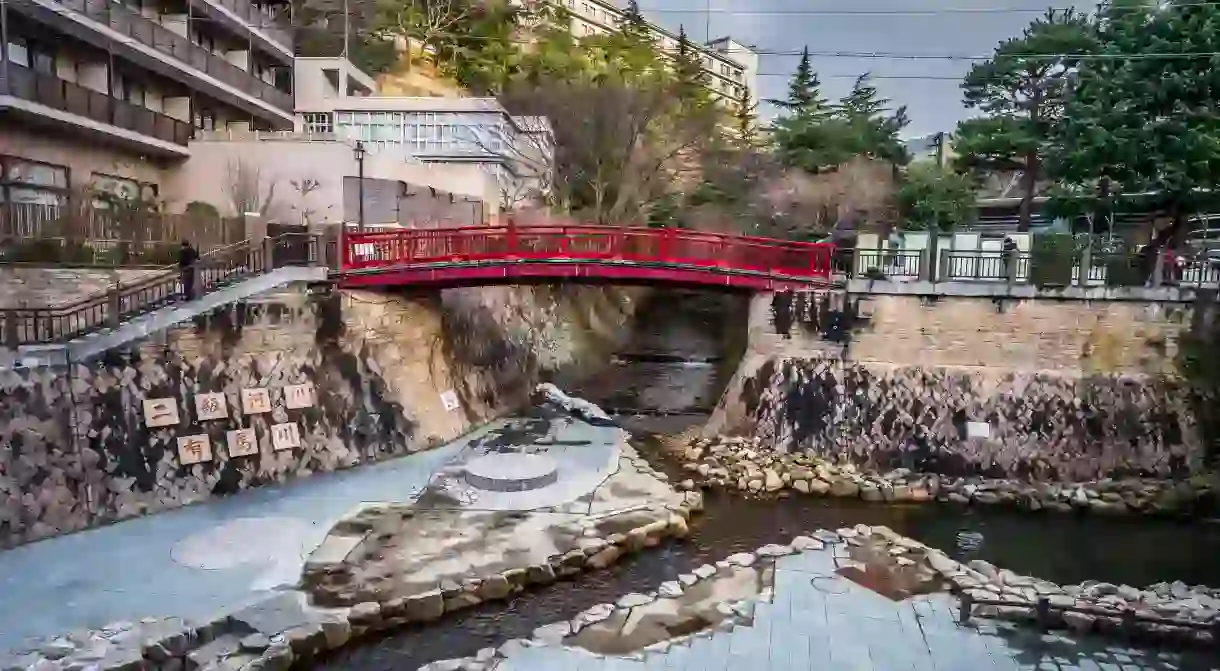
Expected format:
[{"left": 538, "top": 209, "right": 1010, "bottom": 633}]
[
  {"left": 483, "top": 76, "right": 719, "bottom": 224},
  {"left": 225, "top": 158, "right": 280, "bottom": 217}
]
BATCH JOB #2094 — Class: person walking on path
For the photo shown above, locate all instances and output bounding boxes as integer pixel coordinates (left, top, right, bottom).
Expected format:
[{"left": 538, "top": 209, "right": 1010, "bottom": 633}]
[{"left": 178, "top": 240, "right": 200, "bottom": 301}]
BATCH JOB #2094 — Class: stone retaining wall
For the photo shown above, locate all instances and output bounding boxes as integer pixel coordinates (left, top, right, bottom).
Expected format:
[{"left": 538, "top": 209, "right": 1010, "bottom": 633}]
[
  {"left": 709, "top": 291, "right": 1205, "bottom": 480},
  {"left": 0, "top": 285, "right": 641, "bottom": 548},
  {"left": 745, "top": 358, "right": 1198, "bottom": 480}
]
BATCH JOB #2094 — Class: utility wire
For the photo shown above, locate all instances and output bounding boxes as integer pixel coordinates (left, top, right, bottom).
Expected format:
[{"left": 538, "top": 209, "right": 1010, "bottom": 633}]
[{"left": 638, "top": 2, "right": 1220, "bottom": 15}]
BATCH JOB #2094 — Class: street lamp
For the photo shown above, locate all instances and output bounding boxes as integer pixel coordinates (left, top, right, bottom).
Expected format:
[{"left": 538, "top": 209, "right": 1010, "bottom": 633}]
[{"left": 354, "top": 140, "right": 366, "bottom": 233}]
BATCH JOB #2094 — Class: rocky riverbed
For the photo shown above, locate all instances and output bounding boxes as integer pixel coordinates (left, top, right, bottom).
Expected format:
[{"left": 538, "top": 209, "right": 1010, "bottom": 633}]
[
  {"left": 419, "top": 524, "right": 1220, "bottom": 671},
  {"left": 673, "top": 434, "right": 1219, "bottom": 518}
]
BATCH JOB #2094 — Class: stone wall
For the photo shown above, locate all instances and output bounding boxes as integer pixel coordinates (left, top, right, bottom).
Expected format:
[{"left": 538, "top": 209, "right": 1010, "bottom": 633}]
[
  {"left": 849, "top": 295, "right": 1186, "bottom": 375},
  {"left": 710, "top": 291, "right": 1203, "bottom": 481},
  {"left": 0, "top": 284, "right": 640, "bottom": 548}
]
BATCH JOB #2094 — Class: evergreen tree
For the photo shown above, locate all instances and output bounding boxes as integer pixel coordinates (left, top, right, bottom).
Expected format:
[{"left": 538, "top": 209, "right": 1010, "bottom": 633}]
[
  {"left": 672, "top": 25, "right": 706, "bottom": 102},
  {"left": 767, "top": 46, "right": 829, "bottom": 117},
  {"left": 734, "top": 88, "right": 758, "bottom": 146},
  {"left": 1051, "top": 0, "right": 1220, "bottom": 239},
  {"left": 954, "top": 7, "right": 1094, "bottom": 230},
  {"left": 837, "top": 73, "right": 887, "bottom": 121},
  {"left": 618, "top": 0, "right": 649, "bottom": 41}
]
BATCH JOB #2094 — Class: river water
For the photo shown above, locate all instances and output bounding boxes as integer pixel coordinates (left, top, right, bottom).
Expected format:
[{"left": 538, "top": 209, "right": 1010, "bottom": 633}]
[{"left": 322, "top": 290, "right": 1220, "bottom": 670}]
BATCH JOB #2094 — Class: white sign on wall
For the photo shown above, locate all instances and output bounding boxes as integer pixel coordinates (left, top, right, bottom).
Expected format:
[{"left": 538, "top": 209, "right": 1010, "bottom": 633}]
[
  {"left": 241, "top": 388, "right": 272, "bottom": 415},
  {"left": 226, "top": 428, "right": 258, "bottom": 458},
  {"left": 440, "top": 390, "right": 461, "bottom": 412},
  {"left": 195, "top": 393, "right": 228, "bottom": 421},
  {"left": 966, "top": 422, "right": 992, "bottom": 439},
  {"left": 284, "top": 383, "right": 315, "bottom": 410},
  {"left": 177, "top": 434, "right": 213, "bottom": 465},
  {"left": 271, "top": 422, "right": 302, "bottom": 451},
  {"left": 143, "top": 398, "right": 180, "bottom": 428}
]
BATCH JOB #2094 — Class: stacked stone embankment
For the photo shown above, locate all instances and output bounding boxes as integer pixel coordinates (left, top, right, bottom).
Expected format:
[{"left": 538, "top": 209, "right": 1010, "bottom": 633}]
[{"left": 672, "top": 435, "right": 1217, "bottom": 518}]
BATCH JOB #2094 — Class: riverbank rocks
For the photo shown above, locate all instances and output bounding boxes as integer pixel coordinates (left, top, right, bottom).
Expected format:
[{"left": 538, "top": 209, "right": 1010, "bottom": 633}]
[
  {"left": 673, "top": 435, "right": 1218, "bottom": 519},
  {"left": 920, "top": 545, "right": 1220, "bottom": 643}
]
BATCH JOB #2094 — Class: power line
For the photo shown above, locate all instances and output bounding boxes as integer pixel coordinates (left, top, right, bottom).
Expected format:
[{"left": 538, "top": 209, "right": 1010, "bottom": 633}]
[{"left": 638, "top": 2, "right": 1220, "bottom": 15}]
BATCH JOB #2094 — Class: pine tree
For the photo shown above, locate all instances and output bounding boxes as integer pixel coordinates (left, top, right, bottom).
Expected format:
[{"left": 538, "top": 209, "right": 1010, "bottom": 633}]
[
  {"left": 767, "top": 46, "right": 829, "bottom": 117},
  {"left": 673, "top": 25, "right": 705, "bottom": 102},
  {"left": 955, "top": 7, "right": 1095, "bottom": 230},
  {"left": 1051, "top": 0, "right": 1220, "bottom": 238},
  {"left": 837, "top": 73, "right": 887, "bottom": 121},
  {"left": 735, "top": 88, "right": 758, "bottom": 146},
  {"left": 622, "top": 0, "right": 645, "bottom": 27},
  {"left": 618, "top": 0, "right": 649, "bottom": 41}
]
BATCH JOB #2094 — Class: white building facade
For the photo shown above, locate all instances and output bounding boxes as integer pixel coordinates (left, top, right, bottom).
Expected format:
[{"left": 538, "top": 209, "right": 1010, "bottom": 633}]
[
  {"left": 294, "top": 58, "right": 553, "bottom": 209},
  {"left": 551, "top": 0, "right": 759, "bottom": 108}
]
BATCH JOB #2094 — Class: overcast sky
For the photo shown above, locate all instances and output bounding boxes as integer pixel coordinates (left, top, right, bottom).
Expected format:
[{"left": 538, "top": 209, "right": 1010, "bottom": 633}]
[{"left": 639, "top": 0, "right": 1082, "bottom": 137}]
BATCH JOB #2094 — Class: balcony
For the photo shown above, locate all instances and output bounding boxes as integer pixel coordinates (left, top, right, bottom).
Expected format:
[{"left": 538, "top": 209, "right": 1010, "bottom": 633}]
[
  {"left": 196, "top": 0, "right": 293, "bottom": 57},
  {"left": 15, "top": 0, "right": 293, "bottom": 117},
  {"left": 0, "top": 63, "right": 194, "bottom": 148}
]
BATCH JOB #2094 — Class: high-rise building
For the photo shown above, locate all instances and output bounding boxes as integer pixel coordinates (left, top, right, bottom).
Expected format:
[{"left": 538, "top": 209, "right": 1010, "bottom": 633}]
[
  {"left": 546, "top": 0, "right": 758, "bottom": 108},
  {"left": 0, "top": 0, "right": 296, "bottom": 214}
]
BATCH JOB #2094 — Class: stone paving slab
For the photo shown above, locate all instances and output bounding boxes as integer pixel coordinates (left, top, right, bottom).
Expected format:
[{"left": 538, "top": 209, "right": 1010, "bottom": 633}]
[
  {"left": 0, "top": 432, "right": 473, "bottom": 650},
  {"left": 497, "top": 550, "right": 1220, "bottom": 671}
]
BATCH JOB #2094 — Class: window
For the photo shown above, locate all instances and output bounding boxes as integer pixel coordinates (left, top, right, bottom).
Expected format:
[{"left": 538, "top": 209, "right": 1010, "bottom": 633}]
[
  {"left": 303, "top": 112, "right": 333, "bottom": 133},
  {"left": 6, "top": 39, "right": 28, "bottom": 67},
  {"left": 193, "top": 108, "right": 215, "bottom": 131},
  {"left": 0, "top": 156, "right": 70, "bottom": 211},
  {"left": 7, "top": 37, "right": 54, "bottom": 74},
  {"left": 91, "top": 173, "right": 157, "bottom": 207}
]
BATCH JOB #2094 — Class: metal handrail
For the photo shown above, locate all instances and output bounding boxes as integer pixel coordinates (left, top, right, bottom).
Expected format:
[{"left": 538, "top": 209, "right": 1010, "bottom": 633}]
[
  {"left": 0, "top": 234, "right": 321, "bottom": 347},
  {"left": 342, "top": 225, "right": 838, "bottom": 279}
]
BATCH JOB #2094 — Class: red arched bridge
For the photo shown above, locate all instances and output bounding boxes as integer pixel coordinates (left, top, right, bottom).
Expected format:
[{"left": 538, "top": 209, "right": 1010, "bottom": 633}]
[{"left": 338, "top": 225, "right": 837, "bottom": 291}]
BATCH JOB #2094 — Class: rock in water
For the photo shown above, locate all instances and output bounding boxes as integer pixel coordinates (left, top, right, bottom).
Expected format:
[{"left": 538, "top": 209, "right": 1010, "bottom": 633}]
[{"left": 535, "top": 383, "right": 613, "bottom": 425}]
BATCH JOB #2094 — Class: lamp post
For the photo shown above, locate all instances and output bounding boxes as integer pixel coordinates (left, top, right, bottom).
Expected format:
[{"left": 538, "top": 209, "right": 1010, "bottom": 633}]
[{"left": 355, "top": 140, "right": 366, "bottom": 232}]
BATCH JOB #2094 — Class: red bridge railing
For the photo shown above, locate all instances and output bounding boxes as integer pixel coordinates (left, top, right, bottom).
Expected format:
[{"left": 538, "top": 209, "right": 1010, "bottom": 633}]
[{"left": 341, "top": 225, "right": 836, "bottom": 281}]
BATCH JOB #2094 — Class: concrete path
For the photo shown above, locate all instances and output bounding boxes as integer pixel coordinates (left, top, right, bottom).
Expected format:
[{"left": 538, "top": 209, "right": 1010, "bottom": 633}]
[
  {"left": 499, "top": 549, "right": 1220, "bottom": 671},
  {"left": 0, "top": 432, "right": 472, "bottom": 651}
]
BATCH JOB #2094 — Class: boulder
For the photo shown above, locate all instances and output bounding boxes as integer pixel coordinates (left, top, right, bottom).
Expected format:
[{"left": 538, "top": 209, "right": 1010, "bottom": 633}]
[
  {"left": 404, "top": 590, "right": 445, "bottom": 622},
  {"left": 480, "top": 575, "right": 513, "bottom": 601},
  {"left": 830, "top": 480, "right": 860, "bottom": 498},
  {"left": 763, "top": 469, "right": 784, "bottom": 492}
]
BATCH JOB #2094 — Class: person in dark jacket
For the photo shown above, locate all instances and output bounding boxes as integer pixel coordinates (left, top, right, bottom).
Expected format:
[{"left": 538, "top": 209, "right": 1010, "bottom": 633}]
[{"left": 178, "top": 240, "right": 200, "bottom": 300}]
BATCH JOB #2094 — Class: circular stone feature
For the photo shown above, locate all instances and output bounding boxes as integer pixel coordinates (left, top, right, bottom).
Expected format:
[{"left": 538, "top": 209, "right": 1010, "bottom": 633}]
[{"left": 464, "top": 453, "right": 560, "bottom": 492}]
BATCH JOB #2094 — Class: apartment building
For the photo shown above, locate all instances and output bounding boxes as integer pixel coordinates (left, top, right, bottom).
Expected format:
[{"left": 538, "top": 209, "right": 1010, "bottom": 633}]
[
  {"left": 553, "top": 0, "right": 758, "bottom": 107},
  {"left": 295, "top": 58, "right": 554, "bottom": 208},
  {"left": 0, "top": 0, "right": 295, "bottom": 217}
]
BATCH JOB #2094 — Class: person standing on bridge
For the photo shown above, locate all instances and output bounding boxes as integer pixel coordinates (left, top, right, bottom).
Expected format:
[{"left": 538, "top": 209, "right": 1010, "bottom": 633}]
[{"left": 178, "top": 240, "right": 199, "bottom": 301}]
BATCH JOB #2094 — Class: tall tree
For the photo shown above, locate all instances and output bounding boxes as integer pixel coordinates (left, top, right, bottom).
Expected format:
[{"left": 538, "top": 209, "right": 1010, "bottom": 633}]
[
  {"left": 897, "top": 163, "right": 977, "bottom": 231},
  {"left": 734, "top": 88, "right": 759, "bottom": 147},
  {"left": 616, "top": 0, "right": 653, "bottom": 47},
  {"left": 672, "top": 25, "right": 706, "bottom": 104},
  {"left": 768, "top": 46, "right": 830, "bottom": 117},
  {"left": 953, "top": 7, "right": 1095, "bottom": 230},
  {"left": 1050, "top": 0, "right": 1220, "bottom": 247},
  {"left": 837, "top": 73, "right": 886, "bottom": 121},
  {"left": 492, "top": 71, "right": 720, "bottom": 223},
  {"left": 621, "top": 0, "right": 646, "bottom": 30}
]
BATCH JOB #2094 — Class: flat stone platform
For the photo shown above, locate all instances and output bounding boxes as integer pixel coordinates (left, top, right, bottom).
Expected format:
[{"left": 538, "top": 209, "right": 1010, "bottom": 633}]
[{"left": 464, "top": 453, "right": 560, "bottom": 492}]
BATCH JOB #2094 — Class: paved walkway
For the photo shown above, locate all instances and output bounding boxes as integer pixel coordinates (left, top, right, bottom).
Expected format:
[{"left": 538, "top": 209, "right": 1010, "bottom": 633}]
[
  {"left": 498, "top": 548, "right": 1220, "bottom": 671},
  {"left": 0, "top": 432, "right": 473, "bottom": 650}
]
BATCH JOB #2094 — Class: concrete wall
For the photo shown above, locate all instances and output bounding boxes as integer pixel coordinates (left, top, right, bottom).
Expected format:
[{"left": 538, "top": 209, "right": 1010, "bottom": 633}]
[
  {"left": 164, "top": 139, "right": 497, "bottom": 224},
  {"left": 710, "top": 290, "right": 1202, "bottom": 482},
  {"left": 0, "top": 284, "right": 640, "bottom": 548},
  {"left": 0, "top": 127, "right": 170, "bottom": 194}
]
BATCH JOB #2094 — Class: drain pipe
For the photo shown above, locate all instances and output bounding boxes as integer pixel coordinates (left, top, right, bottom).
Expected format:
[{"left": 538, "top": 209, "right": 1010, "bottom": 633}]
[{"left": 64, "top": 348, "right": 93, "bottom": 518}]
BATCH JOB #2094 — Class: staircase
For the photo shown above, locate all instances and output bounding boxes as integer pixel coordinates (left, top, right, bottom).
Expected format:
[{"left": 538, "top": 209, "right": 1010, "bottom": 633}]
[{"left": 1, "top": 234, "right": 332, "bottom": 365}]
